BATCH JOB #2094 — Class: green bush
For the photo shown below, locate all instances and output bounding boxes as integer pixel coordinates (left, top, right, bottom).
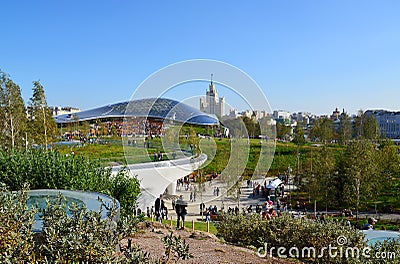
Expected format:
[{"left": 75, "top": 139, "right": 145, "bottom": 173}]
[
  {"left": 216, "top": 213, "right": 375, "bottom": 263},
  {"left": 0, "top": 185, "right": 36, "bottom": 263},
  {"left": 0, "top": 187, "right": 192, "bottom": 263},
  {"left": 122, "top": 245, "right": 153, "bottom": 263},
  {"left": 354, "top": 238, "right": 400, "bottom": 264},
  {"left": 110, "top": 167, "right": 141, "bottom": 216},
  {"left": 36, "top": 193, "right": 121, "bottom": 263},
  {"left": 161, "top": 232, "right": 193, "bottom": 263},
  {"left": 0, "top": 149, "right": 140, "bottom": 216}
]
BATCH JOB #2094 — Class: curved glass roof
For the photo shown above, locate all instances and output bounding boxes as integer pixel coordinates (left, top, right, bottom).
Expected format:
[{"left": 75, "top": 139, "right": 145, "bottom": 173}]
[{"left": 54, "top": 98, "right": 219, "bottom": 126}]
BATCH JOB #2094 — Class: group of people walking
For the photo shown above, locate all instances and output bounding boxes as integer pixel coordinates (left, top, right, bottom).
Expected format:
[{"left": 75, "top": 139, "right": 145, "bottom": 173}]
[
  {"left": 152, "top": 194, "right": 168, "bottom": 221},
  {"left": 155, "top": 194, "right": 187, "bottom": 229}
]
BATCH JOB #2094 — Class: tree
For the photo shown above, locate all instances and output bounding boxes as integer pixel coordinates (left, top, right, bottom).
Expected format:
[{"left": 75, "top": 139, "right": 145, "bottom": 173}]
[
  {"left": 353, "top": 110, "right": 365, "bottom": 138},
  {"left": 376, "top": 140, "right": 400, "bottom": 198},
  {"left": 276, "top": 122, "right": 291, "bottom": 140},
  {"left": 28, "top": 80, "right": 57, "bottom": 147},
  {"left": 292, "top": 123, "right": 306, "bottom": 145},
  {"left": 305, "top": 147, "right": 337, "bottom": 212},
  {"left": 80, "top": 121, "right": 91, "bottom": 137},
  {"left": 242, "top": 116, "right": 260, "bottom": 139},
  {"left": 363, "top": 115, "right": 380, "bottom": 140},
  {"left": 308, "top": 121, "right": 319, "bottom": 142},
  {"left": 341, "top": 140, "right": 381, "bottom": 219},
  {"left": 309, "top": 117, "right": 334, "bottom": 143},
  {"left": 320, "top": 117, "right": 334, "bottom": 143},
  {"left": 338, "top": 113, "right": 352, "bottom": 144},
  {"left": 187, "top": 126, "right": 199, "bottom": 155},
  {"left": 0, "top": 71, "right": 27, "bottom": 149},
  {"left": 353, "top": 110, "right": 381, "bottom": 140}
]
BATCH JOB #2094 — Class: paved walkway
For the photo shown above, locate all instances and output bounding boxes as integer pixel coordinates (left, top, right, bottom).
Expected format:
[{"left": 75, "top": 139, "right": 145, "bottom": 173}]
[
  {"left": 161, "top": 176, "right": 283, "bottom": 221},
  {"left": 157, "top": 175, "right": 400, "bottom": 225}
]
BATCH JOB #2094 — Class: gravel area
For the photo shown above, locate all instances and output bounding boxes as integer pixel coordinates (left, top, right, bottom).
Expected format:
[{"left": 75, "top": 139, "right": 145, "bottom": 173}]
[{"left": 122, "top": 221, "right": 299, "bottom": 264}]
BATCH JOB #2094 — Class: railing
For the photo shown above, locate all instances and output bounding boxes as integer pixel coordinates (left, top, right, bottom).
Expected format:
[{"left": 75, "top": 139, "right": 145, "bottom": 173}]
[
  {"left": 110, "top": 153, "right": 207, "bottom": 172},
  {"left": 149, "top": 213, "right": 212, "bottom": 233}
]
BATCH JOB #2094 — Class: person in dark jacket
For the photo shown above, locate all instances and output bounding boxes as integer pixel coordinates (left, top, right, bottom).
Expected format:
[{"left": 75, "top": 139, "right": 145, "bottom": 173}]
[
  {"left": 175, "top": 195, "right": 187, "bottom": 229},
  {"left": 154, "top": 194, "right": 163, "bottom": 221}
]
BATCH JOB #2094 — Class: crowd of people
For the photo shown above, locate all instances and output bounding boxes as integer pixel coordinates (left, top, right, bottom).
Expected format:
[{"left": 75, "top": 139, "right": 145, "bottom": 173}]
[
  {"left": 140, "top": 183, "right": 381, "bottom": 236},
  {"left": 225, "top": 199, "right": 280, "bottom": 220},
  {"left": 121, "top": 118, "right": 165, "bottom": 137},
  {"left": 146, "top": 194, "right": 169, "bottom": 221},
  {"left": 249, "top": 179, "right": 285, "bottom": 200}
]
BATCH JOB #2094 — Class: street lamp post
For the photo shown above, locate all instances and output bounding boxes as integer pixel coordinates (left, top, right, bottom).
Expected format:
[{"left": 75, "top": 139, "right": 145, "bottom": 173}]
[{"left": 288, "top": 166, "right": 292, "bottom": 210}]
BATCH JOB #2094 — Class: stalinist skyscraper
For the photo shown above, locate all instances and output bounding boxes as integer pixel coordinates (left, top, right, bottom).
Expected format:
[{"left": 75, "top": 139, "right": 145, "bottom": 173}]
[{"left": 200, "top": 75, "right": 225, "bottom": 118}]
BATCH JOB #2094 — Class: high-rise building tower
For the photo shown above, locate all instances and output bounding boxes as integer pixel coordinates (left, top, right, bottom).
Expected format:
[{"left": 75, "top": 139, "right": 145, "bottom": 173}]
[{"left": 200, "top": 75, "right": 225, "bottom": 117}]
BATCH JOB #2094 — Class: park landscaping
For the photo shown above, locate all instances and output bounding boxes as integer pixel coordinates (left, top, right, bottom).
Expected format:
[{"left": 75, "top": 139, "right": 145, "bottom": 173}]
[
  {"left": 1, "top": 111, "right": 400, "bottom": 263},
  {"left": 1, "top": 137, "right": 400, "bottom": 263},
  {"left": 53, "top": 136, "right": 400, "bottom": 214}
]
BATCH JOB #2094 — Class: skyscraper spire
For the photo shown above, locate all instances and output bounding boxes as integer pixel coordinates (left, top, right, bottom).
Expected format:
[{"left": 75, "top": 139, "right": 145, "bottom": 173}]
[
  {"left": 209, "top": 74, "right": 215, "bottom": 93},
  {"left": 200, "top": 73, "right": 225, "bottom": 117}
]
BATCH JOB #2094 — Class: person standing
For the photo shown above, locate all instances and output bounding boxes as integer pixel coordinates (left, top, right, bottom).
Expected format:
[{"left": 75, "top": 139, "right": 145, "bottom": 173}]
[
  {"left": 362, "top": 218, "right": 377, "bottom": 230},
  {"left": 154, "top": 194, "right": 162, "bottom": 221},
  {"left": 175, "top": 195, "right": 187, "bottom": 229},
  {"left": 200, "top": 202, "right": 205, "bottom": 216},
  {"left": 205, "top": 209, "right": 211, "bottom": 222},
  {"left": 172, "top": 199, "right": 176, "bottom": 210},
  {"left": 163, "top": 206, "right": 168, "bottom": 220},
  {"left": 276, "top": 199, "right": 281, "bottom": 211}
]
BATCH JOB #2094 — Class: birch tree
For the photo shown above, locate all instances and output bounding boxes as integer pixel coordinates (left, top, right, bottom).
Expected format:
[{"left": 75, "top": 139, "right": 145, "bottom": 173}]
[
  {"left": 0, "top": 71, "right": 27, "bottom": 149},
  {"left": 28, "top": 80, "right": 57, "bottom": 147}
]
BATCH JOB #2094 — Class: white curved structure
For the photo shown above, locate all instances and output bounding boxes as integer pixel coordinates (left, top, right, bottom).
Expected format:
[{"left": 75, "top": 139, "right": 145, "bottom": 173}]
[{"left": 111, "top": 154, "right": 207, "bottom": 210}]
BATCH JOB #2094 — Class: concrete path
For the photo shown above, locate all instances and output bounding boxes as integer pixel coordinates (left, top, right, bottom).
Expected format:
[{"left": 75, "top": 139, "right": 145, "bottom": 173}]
[
  {"left": 158, "top": 175, "right": 400, "bottom": 225},
  {"left": 161, "top": 176, "right": 280, "bottom": 222}
]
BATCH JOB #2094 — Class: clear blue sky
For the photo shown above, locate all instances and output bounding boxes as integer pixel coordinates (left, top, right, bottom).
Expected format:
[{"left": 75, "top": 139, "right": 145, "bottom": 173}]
[{"left": 1, "top": 1, "right": 399, "bottom": 115}]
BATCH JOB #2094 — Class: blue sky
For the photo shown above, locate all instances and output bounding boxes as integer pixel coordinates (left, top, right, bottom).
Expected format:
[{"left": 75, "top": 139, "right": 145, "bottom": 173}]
[{"left": 1, "top": 1, "right": 399, "bottom": 115}]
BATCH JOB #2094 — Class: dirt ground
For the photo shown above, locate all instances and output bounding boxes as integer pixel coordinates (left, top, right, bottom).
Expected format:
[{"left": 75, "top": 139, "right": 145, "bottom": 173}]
[{"left": 122, "top": 221, "right": 299, "bottom": 264}]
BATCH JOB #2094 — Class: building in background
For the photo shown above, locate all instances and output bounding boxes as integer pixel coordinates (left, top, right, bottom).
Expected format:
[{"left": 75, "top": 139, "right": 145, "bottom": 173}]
[
  {"left": 200, "top": 75, "right": 225, "bottom": 118},
  {"left": 365, "top": 110, "right": 400, "bottom": 139},
  {"left": 49, "top": 106, "right": 81, "bottom": 116},
  {"left": 292, "top": 112, "right": 311, "bottom": 125},
  {"left": 273, "top": 110, "right": 291, "bottom": 126},
  {"left": 54, "top": 98, "right": 219, "bottom": 137}
]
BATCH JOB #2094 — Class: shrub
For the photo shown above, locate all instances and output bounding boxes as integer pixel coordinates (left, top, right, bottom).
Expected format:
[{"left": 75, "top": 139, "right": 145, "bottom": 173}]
[
  {"left": 36, "top": 193, "right": 121, "bottom": 263},
  {"left": 0, "top": 149, "right": 140, "bottom": 216},
  {"left": 121, "top": 245, "right": 153, "bottom": 264},
  {"left": 0, "top": 184, "right": 36, "bottom": 263},
  {"left": 355, "top": 238, "right": 400, "bottom": 264},
  {"left": 0, "top": 188, "right": 192, "bottom": 263},
  {"left": 216, "top": 213, "right": 370, "bottom": 263},
  {"left": 110, "top": 167, "right": 141, "bottom": 216},
  {"left": 161, "top": 232, "right": 193, "bottom": 263}
]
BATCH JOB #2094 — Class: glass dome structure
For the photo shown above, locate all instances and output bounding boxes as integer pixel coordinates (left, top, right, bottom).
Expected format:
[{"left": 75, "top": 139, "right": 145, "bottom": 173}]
[{"left": 54, "top": 98, "right": 219, "bottom": 126}]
